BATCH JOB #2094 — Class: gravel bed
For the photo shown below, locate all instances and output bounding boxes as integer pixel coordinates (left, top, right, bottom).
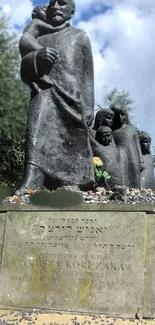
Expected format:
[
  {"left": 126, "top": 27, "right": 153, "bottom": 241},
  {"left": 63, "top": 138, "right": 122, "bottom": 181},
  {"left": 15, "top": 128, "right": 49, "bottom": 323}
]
[
  {"left": 3, "top": 186, "right": 155, "bottom": 205},
  {"left": 83, "top": 187, "right": 155, "bottom": 205}
]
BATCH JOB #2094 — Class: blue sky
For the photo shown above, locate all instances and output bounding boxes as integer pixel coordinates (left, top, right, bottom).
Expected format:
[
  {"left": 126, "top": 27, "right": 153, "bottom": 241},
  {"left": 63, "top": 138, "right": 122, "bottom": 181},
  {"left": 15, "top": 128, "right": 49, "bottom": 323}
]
[{"left": 1, "top": 0, "right": 155, "bottom": 149}]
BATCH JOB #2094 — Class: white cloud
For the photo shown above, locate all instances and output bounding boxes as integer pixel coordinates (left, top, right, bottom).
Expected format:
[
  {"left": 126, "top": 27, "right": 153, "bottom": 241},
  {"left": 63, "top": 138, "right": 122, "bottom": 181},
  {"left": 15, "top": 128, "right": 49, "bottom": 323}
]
[
  {"left": 1, "top": 0, "right": 33, "bottom": 29},
  {"left": 2, "top": 4, "right": 12, "bottom": 16}
]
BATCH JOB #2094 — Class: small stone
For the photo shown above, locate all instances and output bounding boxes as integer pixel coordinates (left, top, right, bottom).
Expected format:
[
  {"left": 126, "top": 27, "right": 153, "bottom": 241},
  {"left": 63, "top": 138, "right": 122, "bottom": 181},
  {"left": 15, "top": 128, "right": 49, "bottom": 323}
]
[
  {"left": 126, "top": 187, "right": 130, "bottom": 194},
  {"left": 96, "top": 187, "right": 106, "bottom": 194},
  {"left": 95, "top": 191, "right": 102, "bottom": 197},
  {"left": 106, "top": 190, "right": 113, "bottom": 195},
  {"left": 86, "top": 195, "right": 94, "bottom": 200}
]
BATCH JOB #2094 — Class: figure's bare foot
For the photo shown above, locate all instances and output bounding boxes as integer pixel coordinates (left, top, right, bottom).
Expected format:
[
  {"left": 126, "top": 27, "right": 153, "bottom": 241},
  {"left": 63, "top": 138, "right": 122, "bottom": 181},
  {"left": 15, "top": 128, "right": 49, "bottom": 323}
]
[
  {"left": 15, "top": 163, "right": 45, "bottom": 197},
  {"left": 15, "top": 186, "right": 36, "bottom": 197}
]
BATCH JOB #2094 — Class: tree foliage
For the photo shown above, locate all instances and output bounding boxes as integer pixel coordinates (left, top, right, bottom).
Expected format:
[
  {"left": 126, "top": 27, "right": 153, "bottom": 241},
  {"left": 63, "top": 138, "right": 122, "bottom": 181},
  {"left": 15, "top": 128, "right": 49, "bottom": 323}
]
[
  {"left": 0, "top": 15, "right": 30, "bottom": 187},
  {"left": 104, "top": 88, "right": 134, "bottom": 112},
  {"left": 0, "top": 133, "right": 25, "bottom": 187},
  {"left": 0, "top": 15, "right": 29, "bottom": 138}
]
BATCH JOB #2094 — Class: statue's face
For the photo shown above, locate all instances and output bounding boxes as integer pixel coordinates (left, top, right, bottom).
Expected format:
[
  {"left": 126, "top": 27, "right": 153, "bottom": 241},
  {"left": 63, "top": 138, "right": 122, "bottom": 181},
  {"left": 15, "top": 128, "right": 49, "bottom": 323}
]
[
  {"left": 102, "top": 113, "right": 114, "bottom": 128},
  {"left": 47, "top": 0, "right": 73, "bottom": 25},
  {"left": 141, "top": 139, "right": 151, "bottom": 154},
  {"left": 38, "top": 6, "right": 47, "bottom": 21},
  {"left": 98, "top": 131, "right": 113, "bottom": 146},
  {"left": 119, "top": 110, "right": 127, "bottom": 125}
]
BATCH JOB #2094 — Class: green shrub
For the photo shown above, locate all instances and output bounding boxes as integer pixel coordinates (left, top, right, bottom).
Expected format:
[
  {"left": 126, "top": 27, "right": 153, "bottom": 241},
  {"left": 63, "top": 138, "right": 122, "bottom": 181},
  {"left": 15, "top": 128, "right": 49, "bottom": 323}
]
[{"left": 0, "top": 133, "right": 25, "bottom": 187}]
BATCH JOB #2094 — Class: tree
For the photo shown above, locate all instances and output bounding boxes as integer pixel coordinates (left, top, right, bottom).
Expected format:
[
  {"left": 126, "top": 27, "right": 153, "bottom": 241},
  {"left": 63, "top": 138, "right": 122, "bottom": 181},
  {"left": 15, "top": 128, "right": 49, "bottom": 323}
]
[
  {"left": 0, "top": 15, "right": 30, "bottom": 187},
  {"left": 0, "top": 15, "right": 29, "bottom": 138},
  {"left": 0, "top": 133, "right": 25, "bottom": 187},
  {"left": 104, "top": 88, "right": 134, "bottom": 113}
]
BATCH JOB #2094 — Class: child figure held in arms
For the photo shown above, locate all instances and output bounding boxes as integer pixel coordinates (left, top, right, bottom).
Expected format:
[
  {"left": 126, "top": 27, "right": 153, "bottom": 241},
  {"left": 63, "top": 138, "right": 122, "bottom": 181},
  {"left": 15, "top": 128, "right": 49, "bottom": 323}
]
[{"left": 19, "top": 4, "right": 70, "bottom": 58}]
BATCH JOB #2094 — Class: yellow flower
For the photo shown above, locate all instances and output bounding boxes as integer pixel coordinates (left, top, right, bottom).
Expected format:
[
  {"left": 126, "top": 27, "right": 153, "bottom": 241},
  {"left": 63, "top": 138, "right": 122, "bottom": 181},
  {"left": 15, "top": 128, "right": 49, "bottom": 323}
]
[{"left": 93, "top": 157, "right": 103, "bottom": 167}]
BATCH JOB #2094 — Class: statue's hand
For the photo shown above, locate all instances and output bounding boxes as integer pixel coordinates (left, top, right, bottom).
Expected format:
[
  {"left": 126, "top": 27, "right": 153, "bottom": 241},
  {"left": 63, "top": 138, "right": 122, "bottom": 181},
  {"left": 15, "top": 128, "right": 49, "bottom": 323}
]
[
  {"left": 139, "top": 162, "right": 145, "bottom": 172},
  {"left": 86, "top": 114, "right": 94, "bottom": 128},
  {"left": 36, "top": 47, "right": 58, "bottom": 67}
]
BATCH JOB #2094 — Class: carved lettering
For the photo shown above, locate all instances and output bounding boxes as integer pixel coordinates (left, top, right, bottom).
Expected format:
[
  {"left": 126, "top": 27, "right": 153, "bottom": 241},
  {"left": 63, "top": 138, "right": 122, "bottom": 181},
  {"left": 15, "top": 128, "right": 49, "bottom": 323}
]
[
  {"left": 23, "top": 258, "right": 34, "bottom": 267},
  {"left": 66, "top": 261, "right": 71, "bottom": 268},
  {"left": 73, "top": 261, "right": 80, "bottom": 268},
  {"left": 77, "top": 226, "right": 84, "bottom": 233},
  {"left": 81, "top": 262, "right": 87, "bottom": 269},
  {"left": 12, "top": 239, "right": 135, "bottom": 252},
  {"left": 39, "top": 225, "right": 46, "bottom": 230},
  {"left": 56, "top": 261, "right": 61, "bottom": 268},
  {"left": 54, "top": 260, "right": 125, "bottom": 271}
]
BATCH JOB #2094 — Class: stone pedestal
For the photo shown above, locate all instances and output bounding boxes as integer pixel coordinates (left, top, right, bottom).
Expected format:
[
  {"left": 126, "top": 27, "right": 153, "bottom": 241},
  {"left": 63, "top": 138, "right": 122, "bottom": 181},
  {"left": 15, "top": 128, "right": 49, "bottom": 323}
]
[{"left": 0, "top": 204, "right": 155, "bottom": 318}]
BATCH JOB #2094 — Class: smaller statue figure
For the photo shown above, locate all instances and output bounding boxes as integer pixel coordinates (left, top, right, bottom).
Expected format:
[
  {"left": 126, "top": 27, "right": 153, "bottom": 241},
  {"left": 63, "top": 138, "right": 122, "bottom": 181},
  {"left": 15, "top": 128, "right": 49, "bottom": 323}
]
[
  {"left": 111, "top": 106, "right": 144, "bottom": 188},
  {"left": 92, "top": 126, "right": 121, "bottom": 187},
  {"left": 89, "top": 108, "right": 115, "bottom": 152},
  {"left": 93, "top": 108, "right": 114, "bottom": 132},
  {"left": 20, "top": 5, "right": 51, "bottom": 58},
  {"left": 19, "top": 4, "right": 70, "bottom": 59},
  {"left": 32, "top": 5, "right": 47, "bottom": 20},
  {"left": 139, "top": 133, "right": 155, "bottom": 189}
]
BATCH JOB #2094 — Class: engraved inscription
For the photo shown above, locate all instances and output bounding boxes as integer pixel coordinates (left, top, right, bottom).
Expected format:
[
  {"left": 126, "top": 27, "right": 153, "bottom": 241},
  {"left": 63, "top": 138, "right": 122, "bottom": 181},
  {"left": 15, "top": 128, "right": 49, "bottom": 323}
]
[
  {"left": 10, "top": 215, "right": 136, "bottom": 287},
  {"left": 0, "top": 211, "right": 145, "bottom": 316},
  {"left": 30, "top": 222, "right": 47, "bottom": 239},
  {"left": 12, "top": 241, "right": 134, "bottom": 249}
]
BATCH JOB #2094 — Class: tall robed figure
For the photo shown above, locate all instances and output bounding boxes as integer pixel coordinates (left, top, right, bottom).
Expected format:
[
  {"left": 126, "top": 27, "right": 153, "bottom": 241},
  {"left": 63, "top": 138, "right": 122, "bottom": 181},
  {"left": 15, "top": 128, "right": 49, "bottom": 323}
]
[{"left": 16, "top": 0, "right": 95, "bottom": 195}]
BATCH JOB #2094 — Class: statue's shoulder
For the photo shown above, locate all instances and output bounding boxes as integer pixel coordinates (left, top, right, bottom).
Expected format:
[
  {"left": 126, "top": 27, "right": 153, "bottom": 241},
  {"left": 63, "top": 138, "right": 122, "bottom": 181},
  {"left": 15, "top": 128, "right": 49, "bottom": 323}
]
[{"left": 70, "top": 26, "right": 90, "bottom": 43}]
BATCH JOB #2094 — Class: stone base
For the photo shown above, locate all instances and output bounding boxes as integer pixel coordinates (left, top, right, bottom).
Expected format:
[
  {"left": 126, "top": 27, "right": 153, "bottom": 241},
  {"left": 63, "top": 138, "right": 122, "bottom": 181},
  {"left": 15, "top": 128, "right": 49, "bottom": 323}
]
[{"left": 0, "top": 204, "right": 155, "bottom": 318}]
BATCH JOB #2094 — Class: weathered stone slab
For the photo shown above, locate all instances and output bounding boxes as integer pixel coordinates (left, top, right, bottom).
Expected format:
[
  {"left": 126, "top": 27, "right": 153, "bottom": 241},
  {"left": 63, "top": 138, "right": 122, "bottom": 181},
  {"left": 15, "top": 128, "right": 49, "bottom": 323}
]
[
  {"left": 30, "top": 188, "right": 84, "bottom": 207},
  {"left": 142, "top": 214, "right": 155, "bottom": 318},
  {"left": 0, "top": 214, "right": 6, "bottom": 271},
  {"left": 1, "top": 203, "right": 155, "bottom": 211},
  {"left": 0, "top": 211, "right": 145, "bottom": 317}
]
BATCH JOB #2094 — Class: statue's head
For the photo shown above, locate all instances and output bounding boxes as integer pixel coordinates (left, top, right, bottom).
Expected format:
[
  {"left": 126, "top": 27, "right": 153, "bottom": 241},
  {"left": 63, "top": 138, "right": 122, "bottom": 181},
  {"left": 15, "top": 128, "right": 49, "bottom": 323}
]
[
  {"left": 32, "top": 5, "right": 47, "bottom": 21},
  {"left": 139, "top": 133, "right": 151, "bottom": 154},
  {"left": 95, "top": 126, "right": 113, "bottom": 146},
  {"left": 93, "top": 109, "right": 115, "bottom": 130},
  {"left": 47, "top": 0, "right": 75, "bottom": 26},
  {"left": 110, "top": 105, "right": 130, "bottom": 129}
]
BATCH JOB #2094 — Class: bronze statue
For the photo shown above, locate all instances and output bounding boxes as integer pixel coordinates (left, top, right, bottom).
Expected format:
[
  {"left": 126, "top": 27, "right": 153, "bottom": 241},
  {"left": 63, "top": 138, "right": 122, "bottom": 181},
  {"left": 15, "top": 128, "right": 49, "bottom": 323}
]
[
  {"left": 111, "top": 106, "right": 144, "bottom": 188},
  {"left": 16, "top": 0, "right": 94, "bottom": 195},
  {"left": 92, "top": 126, "right": 121, "bottom": 187},
  {"left": 89, "top": 108, "right": 115, "bottom": 154},
  {"left": 139, "top": 133, "right": 155, "bottom": 189},
  {"left": 93, "top": 108, "right": 114, "bottom": 131}
]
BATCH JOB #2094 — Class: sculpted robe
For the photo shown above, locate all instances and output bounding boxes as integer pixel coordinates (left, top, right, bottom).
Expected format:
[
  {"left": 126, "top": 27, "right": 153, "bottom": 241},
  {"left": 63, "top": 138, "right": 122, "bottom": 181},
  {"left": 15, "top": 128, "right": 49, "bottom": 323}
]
[
  {"left": 140, "top": 154, "right": 155, "bottom": 189},
  {"left": 113, "top": 124, "right": 142, "bottom": 188},
  {"left": 91, "top": 138, "right": 122, "bottom": 187},
  {"left": 20, "top": 26, "right": 94, "bottom": 188}
]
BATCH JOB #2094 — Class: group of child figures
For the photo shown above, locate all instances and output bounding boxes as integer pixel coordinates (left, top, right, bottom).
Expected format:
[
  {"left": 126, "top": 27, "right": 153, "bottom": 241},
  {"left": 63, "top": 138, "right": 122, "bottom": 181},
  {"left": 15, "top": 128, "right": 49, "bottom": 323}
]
[{"left": 90, "top": 106, "right": 155, "bottom": 190}]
